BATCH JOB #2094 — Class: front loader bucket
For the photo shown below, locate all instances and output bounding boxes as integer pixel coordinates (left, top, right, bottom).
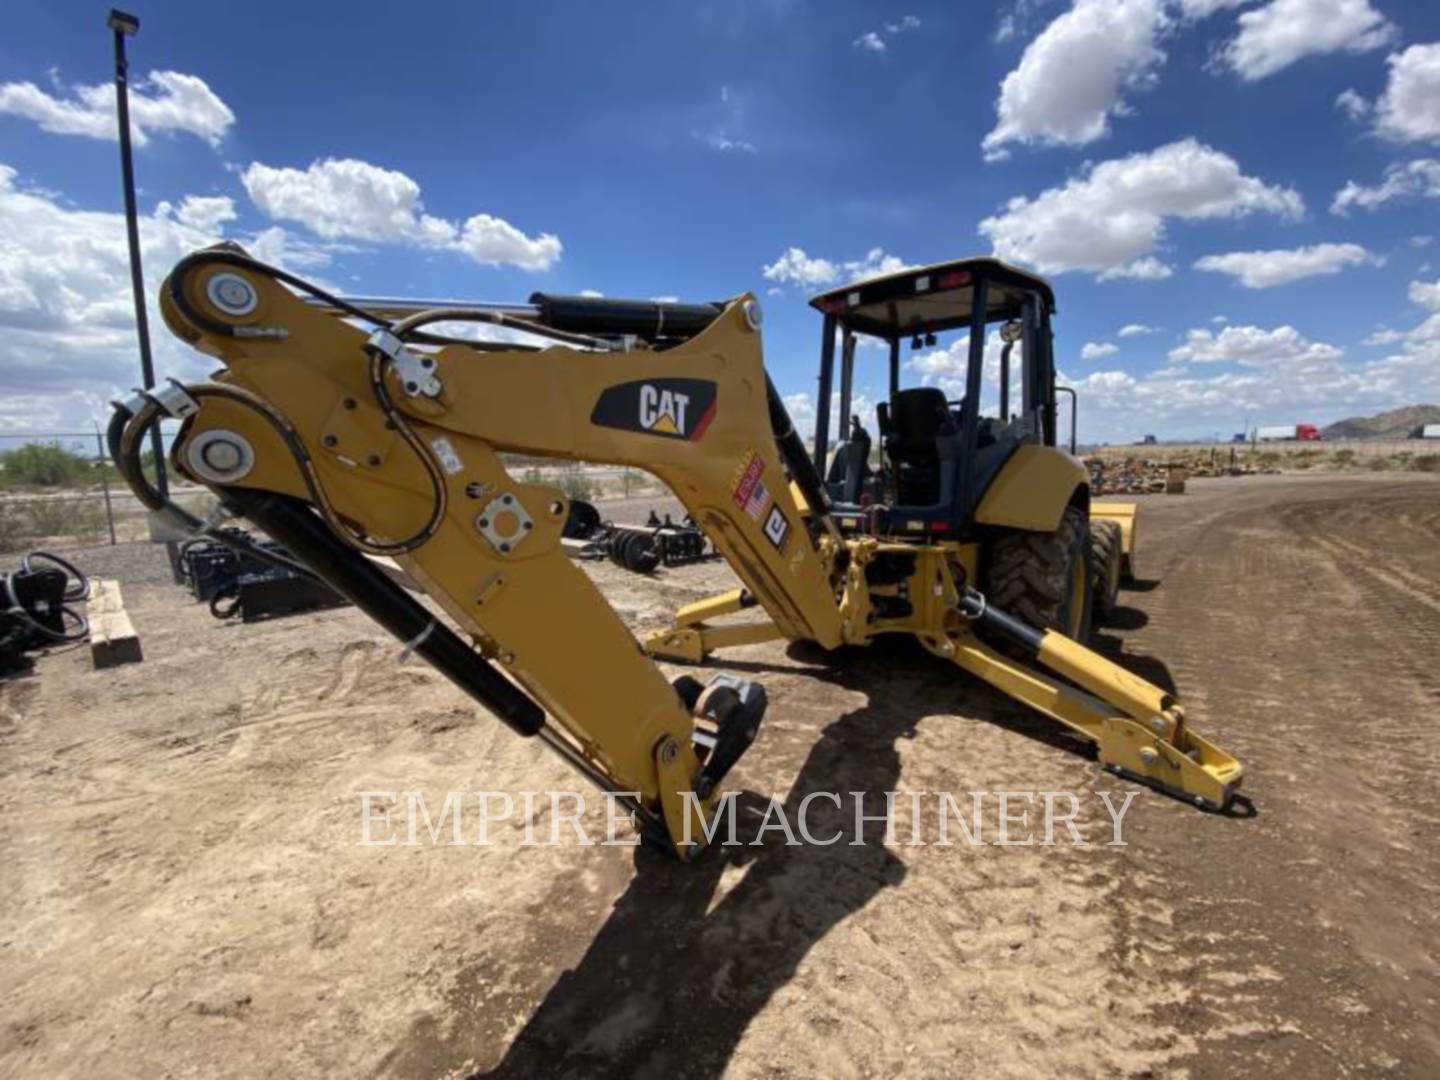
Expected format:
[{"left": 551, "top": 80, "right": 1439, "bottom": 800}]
[{"left": 1092, "top": 501, "right": 1137, "bottom": 579}]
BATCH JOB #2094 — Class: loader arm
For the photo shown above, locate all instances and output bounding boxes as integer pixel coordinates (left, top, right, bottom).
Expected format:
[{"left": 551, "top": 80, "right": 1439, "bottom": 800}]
[{"left": 113, "top": 248, "right": 1242, "bottom": 862}]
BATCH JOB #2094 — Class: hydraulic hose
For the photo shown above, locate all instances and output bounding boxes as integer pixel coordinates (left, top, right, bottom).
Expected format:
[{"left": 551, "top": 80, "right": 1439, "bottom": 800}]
[
  {"left": 23, "top": 551, "right": 89, "bottom": 602},
  {"left": 391, "top": 306, "right": 611, "bottom": 351},
  {"left": 106, "top": 396, "right": 322, "bottom": 582},
  {"left": 765, "top": 376, "right": 844, "bottom": 548},
  {"left": 161, "top": 247, "right": 451, "bottom": 556},
  {"left": 167, "top": 244, "right": 394, "bottom": 340},
  {"left": 1, "top": 551, "right": 90, "bottom": 644}
]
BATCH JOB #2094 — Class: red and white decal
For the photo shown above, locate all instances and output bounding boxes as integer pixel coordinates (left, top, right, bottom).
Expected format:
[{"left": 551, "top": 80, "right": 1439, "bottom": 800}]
[{"left": 732, "top": 452, "right": 767, "bottom": 520}]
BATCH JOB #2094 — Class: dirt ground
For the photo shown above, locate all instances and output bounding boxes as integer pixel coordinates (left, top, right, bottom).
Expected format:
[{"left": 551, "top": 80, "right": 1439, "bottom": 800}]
[{"left": 3, "top": 473, "right": 1439, "bottom": 1078}]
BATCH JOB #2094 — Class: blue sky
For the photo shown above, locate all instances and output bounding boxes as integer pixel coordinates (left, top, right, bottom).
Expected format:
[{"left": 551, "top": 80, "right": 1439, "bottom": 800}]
[{"left": 2, "top": 0, "right": 1438, "bottom": 444}]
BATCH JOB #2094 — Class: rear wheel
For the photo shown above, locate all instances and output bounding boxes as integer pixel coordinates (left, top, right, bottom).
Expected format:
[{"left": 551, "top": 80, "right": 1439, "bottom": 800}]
[
  {"left": 986, "top": 505, "right": 1093, "bottom": 642},
  {"left": 1088, "top": 519, "right": 1122, "bottom": 621}
]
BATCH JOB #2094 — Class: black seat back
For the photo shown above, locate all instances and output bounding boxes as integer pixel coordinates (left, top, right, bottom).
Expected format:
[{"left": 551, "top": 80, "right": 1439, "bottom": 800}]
[
  {"left": 887, "top": 388, "right": 953, "bottom": 451},
  {"left": 883, "top": 388, "right": 958, "bottom": 507},
  {"left": 825, "top": 417, "right": 873, "bottom": 504}
]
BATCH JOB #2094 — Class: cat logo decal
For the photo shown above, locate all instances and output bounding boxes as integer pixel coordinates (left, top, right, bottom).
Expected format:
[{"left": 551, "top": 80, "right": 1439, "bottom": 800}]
[{"left": 591, "top": 379, "right": 717, "bottom": 441}]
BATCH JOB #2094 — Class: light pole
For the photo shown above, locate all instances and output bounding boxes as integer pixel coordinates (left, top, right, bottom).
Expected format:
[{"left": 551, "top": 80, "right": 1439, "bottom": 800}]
[{"left": 107, "top": 7, "right": 168, "bottom": 498}]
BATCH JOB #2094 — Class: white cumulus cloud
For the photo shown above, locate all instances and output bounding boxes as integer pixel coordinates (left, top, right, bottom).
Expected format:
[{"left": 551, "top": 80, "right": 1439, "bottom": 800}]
[
  {"left": 979, "top": 139, "right": 1302, "bottom": 279},
  {"left": 1374, "top": 44, "right": 1440, "bottom": 144},
  {"left": 1221, "top": 0, "right": 1397, "bottom": 81},
  {"left": 762, "top": 247, "right": 907, "bottom": 289},
  {"left": 1118, "top": 323, "right": 1155, "bottom": 337},
  {"left": 1173, "top": 0, "right": 1249, "bottom": 16},
  {"left": 983, "top": 0, "right": 1168, "bottom": 158},
  {"left": 1169, "top": 324, "right": 1343, "bottom": 367},
  {"left": 1335, "top": 88, "right": 1371, "bottom": 122},
  {"left": 1407, "top": 277, "right": 1440, "bottom": 343},
  {"left": 167, "top": 195, "right": 237, "bottom": 233},
  {"left": 1331, "top": 159, "right": 1440, "bottom": 214},
  {"left": 1081, "top": 341, "right": 1119, "bottom": 359},
  {"left": 1098, "top": 256, "right": 1174, "bottom": 281},
  {"left": 0, "top": 70, "right": 234, "bottom": 147},
  {"left": 0, "top": 163, "right": 327, "bottom": 430},
  {"left": 855, "top": 14, "right": 922, "bottom": 53},
  {"left": 241, "top": 158, "right": 561, "bottom": 270},
  {"left": 1193, "top": 243, "right": 1380, "bottom": 288}
]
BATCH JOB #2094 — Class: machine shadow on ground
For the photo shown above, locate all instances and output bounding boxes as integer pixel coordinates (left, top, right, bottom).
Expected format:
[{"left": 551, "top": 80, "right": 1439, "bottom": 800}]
[
  {"left": 463, "top": 624, "right": 1202, "bottom": 1077},
  {"left": 467, "top": 648, "right": 923, "bottom": 1079}
]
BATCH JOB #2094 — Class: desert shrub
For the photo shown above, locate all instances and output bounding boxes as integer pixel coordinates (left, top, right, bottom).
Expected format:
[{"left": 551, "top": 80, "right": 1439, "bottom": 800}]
[
  {"left": 0, "top": 496, "right": 107, "bottom": 549},
  {"left": 0, "top": 442, "right": 94, "bottom": 488},
  {"left": 0, "top": 504, "right": 24, "bottom": 552},
  {"left": 1411, "top": 454, "right": 1440, "bottom": 473},
  {"left": 1366, "top": 456, "right": 1394, "bottom": 472},
  {"left": 21, "top": 497, "right": 107, "bottom": 543},
  {"left": 559, "top": 464, "right": 593, "bottom": 501},
  {"left": 1331, "top": 449, "right": 1356, "bottom": 467}
]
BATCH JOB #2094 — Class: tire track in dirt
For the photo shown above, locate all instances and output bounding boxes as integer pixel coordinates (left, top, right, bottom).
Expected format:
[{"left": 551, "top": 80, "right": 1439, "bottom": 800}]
[
  {"left": 5, "top": 476, "right": 1439, "bottom": 1079},
  {"left": 1109, "top": 479, "right": 1440, "bottom": 1076}
]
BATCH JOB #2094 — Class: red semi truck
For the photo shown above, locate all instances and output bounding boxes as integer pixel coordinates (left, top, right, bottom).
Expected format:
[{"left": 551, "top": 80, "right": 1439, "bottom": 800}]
[{"left": 1256, "top": 424, "right": 1321, "bottom": 442}]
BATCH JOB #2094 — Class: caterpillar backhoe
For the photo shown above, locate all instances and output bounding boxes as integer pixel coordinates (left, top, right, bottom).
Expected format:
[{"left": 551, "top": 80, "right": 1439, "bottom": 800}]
[{"left": 109, "top": 247, "right": 1242, "bottom": 858}]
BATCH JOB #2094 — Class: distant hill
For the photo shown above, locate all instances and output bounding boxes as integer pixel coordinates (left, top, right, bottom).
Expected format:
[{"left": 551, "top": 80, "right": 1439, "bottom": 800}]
[{"left": 1323, "top": 404, "right": 1440, "bottom": 440}]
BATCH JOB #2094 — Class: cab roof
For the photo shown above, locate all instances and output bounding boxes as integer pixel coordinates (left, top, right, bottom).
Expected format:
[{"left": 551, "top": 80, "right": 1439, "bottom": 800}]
[{"left": 807, "top": 256, "right": 1056, "bottom": 339}]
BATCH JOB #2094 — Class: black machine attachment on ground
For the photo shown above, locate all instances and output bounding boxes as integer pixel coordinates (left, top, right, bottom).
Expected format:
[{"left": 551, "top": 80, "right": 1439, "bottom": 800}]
[
  {"left": 179, "top": 527, "right": 346, "bottom": 623},
  {"left": 1, "top": 551, "right": 90, "bottom": 674},
  {"left": 561, "top": 500, "right": 720, "bottom": 574}
]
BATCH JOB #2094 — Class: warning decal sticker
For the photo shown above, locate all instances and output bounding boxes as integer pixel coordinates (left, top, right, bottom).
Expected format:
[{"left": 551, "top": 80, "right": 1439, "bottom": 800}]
[{"left": 731, "top": 451, "right": 768, "bottom": 521}]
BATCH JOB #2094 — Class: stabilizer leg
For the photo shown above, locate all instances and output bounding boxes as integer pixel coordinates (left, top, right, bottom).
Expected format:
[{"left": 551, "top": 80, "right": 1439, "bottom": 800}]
[
  {"left": 949, "top": 589, "right": 1243, "bottom": 810},
  {"left": 644, "top": 587, "right": 784, "bottom": 662}
]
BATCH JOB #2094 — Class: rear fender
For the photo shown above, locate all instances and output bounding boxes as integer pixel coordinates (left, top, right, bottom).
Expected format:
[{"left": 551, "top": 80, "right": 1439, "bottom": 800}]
[{"left": 974, "top": 445, "right": 1087, "bottom": 532}]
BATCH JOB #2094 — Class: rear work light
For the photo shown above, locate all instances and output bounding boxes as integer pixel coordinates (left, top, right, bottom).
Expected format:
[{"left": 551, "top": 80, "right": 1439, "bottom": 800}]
[{"left": 936, "top": 271, "right": 971, "bottom": 289}]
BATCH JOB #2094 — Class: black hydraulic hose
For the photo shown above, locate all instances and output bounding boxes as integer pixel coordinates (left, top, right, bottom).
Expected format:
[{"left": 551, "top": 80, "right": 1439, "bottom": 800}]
[
  {"left": 107, "top": 398, "right": 325, "bottom": 583},
  {"left": 22, "top": 551, "right": 88, "bottom": 603},
  {"left": 220, "top": 487, "right": 545, "bottom": 738},
  {"left": 167, "top": 244, "right": 394, "bottom": 339},
  {"left": 106, "top": 401, "right": 153, "bottom": 507},
  {"left": 391, "top": 306, "right": 608, "bottom": 351},
  {"left": 157, "top": 248, "right": 450, "bottom": 556},
  {"left": 765, "top": 376, "right": 843, "bottom": 547},
  {"left": 0, "top": 598, "right": 88, "bottom": 644},
  {"left": 1, "top": 553, "right": 90, "bottom": 644}
]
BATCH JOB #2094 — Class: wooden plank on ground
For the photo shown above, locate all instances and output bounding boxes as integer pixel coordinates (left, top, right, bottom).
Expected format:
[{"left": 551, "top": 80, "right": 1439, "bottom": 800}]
[{"left": 87, "top": 579, "right": 143, "bottom": 669}]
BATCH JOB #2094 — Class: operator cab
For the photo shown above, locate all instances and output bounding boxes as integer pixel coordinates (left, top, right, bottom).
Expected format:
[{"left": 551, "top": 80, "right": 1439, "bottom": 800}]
[{"left": 807, "top": 257, "right": 1061, "bottom": 536}]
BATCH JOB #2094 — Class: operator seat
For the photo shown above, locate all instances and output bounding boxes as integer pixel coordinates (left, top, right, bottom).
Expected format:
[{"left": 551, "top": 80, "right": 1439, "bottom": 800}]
[
  {"left": 878, "top": 387, "right": 959, "bottom": 507},
  {"left": 825, "top": 415, "right": 873, "bottom": 505}
]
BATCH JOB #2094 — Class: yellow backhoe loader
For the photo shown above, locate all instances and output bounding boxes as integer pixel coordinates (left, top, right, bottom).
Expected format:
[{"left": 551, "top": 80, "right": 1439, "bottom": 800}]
[{"left": 109, "top": 246, "right": 1242, "bottom": 858}]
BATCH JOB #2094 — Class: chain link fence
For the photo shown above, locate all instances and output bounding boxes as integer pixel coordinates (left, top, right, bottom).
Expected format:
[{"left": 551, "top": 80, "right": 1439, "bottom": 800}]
[
  {"left": 0, "top": 428, "right": 217, "bottom": 555},
  {"left": 1, "top": 431, "right": 674, "bottom": 556}
]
